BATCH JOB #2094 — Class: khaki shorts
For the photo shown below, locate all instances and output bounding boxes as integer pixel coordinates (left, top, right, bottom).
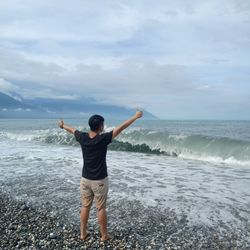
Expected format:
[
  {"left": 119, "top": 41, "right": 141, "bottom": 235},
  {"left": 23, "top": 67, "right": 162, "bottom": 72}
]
[{"left": 80, "top": 177, "right": 109, "bottom": 210}]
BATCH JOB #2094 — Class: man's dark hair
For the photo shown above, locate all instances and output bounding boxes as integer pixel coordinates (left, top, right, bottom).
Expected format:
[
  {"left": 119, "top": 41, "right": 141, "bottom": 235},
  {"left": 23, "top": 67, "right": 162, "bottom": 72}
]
[{"left": 88, "top": 114, "right": 104, "bottom": 132}]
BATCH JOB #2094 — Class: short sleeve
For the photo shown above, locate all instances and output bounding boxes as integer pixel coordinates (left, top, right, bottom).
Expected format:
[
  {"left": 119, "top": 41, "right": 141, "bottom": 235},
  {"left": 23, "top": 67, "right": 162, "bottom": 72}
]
[
  {"left": 74, "top": 130, "right": 84, "bottom": 142},
  {"left": 104, "top": 130, "right": 113, "bottom": 145}
]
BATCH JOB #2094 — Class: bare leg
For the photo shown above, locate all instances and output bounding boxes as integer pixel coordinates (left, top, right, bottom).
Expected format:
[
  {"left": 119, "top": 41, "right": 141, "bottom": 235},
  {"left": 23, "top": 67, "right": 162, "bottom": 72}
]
[
  {"left": 98, "top": 208, "right": 112, "bottom": 241},
  {"left": 80, "top": 206, "right": 91, "bottom": 240}
]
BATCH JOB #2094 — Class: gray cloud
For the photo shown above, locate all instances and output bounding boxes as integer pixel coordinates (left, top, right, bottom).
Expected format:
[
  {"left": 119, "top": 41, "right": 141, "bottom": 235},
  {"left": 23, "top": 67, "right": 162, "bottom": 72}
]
[{"left": 0, "top": 0, "right": 249, "bottom": 119}]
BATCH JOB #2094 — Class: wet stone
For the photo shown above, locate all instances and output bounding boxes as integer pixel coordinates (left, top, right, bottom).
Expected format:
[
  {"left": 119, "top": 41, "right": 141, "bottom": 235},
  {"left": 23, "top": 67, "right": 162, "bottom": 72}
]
[
  {"left": 20, "top": 204, "right": 29, "bottom": 211},
  {"left": 49, "top": 232, "right": 59, "bottom": 239}
]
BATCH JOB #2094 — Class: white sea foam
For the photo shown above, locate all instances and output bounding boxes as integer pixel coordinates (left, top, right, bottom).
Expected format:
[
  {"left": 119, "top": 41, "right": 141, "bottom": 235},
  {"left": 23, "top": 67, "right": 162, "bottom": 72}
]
[
  {"left": 2, "top": 127, "right": 250, "bottom": 166},
  {"left": 178, "top": 152, "right": 250, "bottom": 166}
]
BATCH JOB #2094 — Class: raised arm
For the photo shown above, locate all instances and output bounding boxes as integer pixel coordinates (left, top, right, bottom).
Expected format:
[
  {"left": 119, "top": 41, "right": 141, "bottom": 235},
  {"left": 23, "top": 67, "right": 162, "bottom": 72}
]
[
  {"left": 58, "top": 120, "right": 76, "bottom": 134},
  {"left": 112, "top": 111, "right": 143, "bottom": 139}
]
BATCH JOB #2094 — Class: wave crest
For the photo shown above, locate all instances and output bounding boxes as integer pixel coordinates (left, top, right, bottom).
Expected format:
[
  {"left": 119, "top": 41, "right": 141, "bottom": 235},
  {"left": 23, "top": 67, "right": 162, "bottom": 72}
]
[{"left": 2, "top": 129, "right": 250, "bottom": 165}]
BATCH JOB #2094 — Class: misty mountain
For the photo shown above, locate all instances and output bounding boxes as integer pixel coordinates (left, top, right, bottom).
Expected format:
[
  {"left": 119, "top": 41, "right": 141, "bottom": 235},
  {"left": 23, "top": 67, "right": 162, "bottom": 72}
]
[
  {"left": 0, "top": 92, "right": 28, "bottom": 108},
  {"left": 0, "top": 92, "right": 157, "bottom": 119}
]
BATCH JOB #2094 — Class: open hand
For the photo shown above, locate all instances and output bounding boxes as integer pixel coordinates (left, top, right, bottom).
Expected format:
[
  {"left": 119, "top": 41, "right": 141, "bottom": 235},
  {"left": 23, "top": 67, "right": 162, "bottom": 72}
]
[{"left": 58, "top": 120, "right": 64, "bottom": 129}]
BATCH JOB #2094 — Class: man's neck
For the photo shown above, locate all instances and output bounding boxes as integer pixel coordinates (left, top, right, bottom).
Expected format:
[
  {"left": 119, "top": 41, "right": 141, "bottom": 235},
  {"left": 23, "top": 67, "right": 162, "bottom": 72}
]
[{"left": 89, "top": 130, "right": 99, "bottom": 138}]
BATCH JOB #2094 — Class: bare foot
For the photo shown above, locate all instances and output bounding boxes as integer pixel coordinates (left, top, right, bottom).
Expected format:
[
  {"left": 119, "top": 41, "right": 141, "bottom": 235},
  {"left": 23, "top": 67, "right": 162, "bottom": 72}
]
[
  {"left": 80, "top": 232, "right": 90, "bottom": 241},
  {"left": 100, "top": 234, "right": 112, "bottom": 242}
]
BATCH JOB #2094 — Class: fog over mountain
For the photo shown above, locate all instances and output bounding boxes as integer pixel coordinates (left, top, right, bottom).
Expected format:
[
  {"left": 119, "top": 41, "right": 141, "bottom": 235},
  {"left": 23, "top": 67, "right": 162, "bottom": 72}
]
[{"left": 0, "top": 92, "right": 157, "bottom": 119}]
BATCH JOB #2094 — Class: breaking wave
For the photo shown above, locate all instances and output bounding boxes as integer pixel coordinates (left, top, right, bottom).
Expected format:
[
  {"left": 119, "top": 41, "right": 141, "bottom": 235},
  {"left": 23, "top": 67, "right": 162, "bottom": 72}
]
[{"left": 1, "top": 128, "right": 250, "bottom": 165}]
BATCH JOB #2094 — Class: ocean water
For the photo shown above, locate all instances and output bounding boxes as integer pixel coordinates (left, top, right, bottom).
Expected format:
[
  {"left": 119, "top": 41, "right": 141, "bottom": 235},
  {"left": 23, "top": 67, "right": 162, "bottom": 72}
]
[{"left": 0, "top": 119, "right": 250, "bottom": 241}]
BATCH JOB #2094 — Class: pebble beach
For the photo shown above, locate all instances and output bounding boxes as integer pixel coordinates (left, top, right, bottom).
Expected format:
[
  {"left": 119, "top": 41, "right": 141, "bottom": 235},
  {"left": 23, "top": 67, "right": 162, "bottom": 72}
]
[{"left": 1, "top": 192, "right": 249, "bottom": 250}]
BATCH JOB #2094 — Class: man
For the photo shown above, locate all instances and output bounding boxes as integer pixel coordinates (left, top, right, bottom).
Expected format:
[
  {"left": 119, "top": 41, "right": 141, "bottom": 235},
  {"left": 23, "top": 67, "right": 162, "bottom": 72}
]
[{"left": 58, "top": 111, "right": 143, "bottom": 242}]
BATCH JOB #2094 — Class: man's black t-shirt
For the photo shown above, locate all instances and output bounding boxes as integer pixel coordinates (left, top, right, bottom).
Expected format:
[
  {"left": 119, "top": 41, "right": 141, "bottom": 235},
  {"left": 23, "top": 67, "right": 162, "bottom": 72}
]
[{"left": 74, "top": 130, "right": 113, "bottom": 180}]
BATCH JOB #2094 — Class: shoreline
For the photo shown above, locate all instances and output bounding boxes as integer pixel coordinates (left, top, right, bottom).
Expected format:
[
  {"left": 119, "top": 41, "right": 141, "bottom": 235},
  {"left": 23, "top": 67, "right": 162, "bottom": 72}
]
[{"left": 1, "top": 192, "right": 248, "bottom": 249}]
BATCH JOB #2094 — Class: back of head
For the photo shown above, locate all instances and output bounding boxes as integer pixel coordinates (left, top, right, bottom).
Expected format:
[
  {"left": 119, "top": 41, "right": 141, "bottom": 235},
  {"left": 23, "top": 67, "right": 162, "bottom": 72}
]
[{"left": 88, "top": 114, "right": 104, "bottom": 132}]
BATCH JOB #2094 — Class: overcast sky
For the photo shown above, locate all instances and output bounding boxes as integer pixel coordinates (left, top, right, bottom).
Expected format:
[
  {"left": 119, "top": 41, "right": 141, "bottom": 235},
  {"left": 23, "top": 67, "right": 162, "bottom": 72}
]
[{"left": 0, "top": 0, "right": 249, "bottom": 119}]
